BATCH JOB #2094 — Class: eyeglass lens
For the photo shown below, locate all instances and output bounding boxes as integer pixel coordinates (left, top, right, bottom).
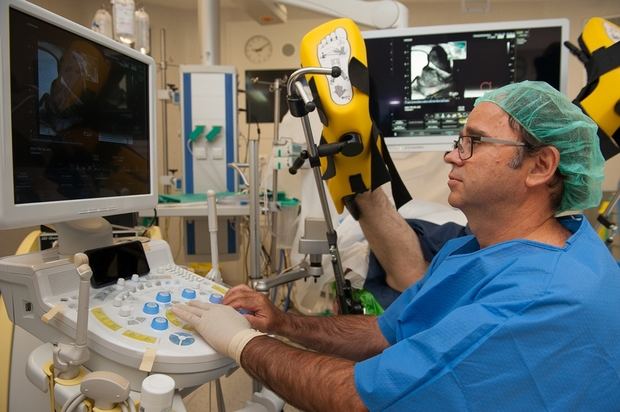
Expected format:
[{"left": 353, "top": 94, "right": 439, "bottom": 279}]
[{"left": 457, "top": 135, "right": 472, "bottom": 159}]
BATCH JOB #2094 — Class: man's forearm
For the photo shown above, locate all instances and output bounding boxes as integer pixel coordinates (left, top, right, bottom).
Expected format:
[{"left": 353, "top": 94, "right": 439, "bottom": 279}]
[
  {"left": 274, "top": 314, "right": 388, "bottom": 361},
  {"left": 241, "top": 336, "right": 368, "bottom": 412},
  {"left": 356, "top": 189, "right": 428, "bottom": 291}
]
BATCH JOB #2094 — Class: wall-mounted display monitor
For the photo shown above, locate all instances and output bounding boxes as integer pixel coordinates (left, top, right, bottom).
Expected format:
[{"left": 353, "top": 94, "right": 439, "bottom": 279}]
[
  {"left": 363, "top": 19, "right": 569, "bottom": 152},
  {"left": 244, "top": 68, "right": 294, "bottom": 124}
]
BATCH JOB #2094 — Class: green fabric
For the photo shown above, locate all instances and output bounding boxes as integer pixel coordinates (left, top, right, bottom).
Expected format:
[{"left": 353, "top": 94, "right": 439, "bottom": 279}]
[
  {"left": 328, "top": 282, "right": 384, "bottom": 315},
  {"left": 475, "top": 81, "right": 604, "bottom": 212},
  {"left": 159, "top": 192, "right": 238, "bottom": 204},
  {"left": 159, "top": 193, "right": 207, "bottom": 203},
  {"left": 353, "top": 288, "right": 384, "bottom": 315}
]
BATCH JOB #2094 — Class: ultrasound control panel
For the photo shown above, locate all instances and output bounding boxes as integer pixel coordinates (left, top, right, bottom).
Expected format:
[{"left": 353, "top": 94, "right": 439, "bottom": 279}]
[
  {"left": 53, "top": 264, "right": 227, "bottom": 364},
  {"left": 0, "top": 239, "right": 236, "bottom": 384}
]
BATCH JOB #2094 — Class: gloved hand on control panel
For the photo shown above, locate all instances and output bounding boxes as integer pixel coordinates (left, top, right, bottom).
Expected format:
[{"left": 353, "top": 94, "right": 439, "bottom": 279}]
[{"left": 171, "top": 301, "right": 264, "bottom": 364}]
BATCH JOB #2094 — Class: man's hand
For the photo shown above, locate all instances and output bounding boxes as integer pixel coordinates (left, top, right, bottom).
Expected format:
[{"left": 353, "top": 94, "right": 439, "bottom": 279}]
[
  {"left": 223, "top": 284, "right": 287, "bottom": 334},
  {"left": 171, "top": 300, "right": 264, "bottom": 363}
]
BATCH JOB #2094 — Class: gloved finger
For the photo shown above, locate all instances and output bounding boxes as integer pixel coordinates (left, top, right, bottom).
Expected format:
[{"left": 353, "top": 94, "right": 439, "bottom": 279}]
[
  {"left": 187, "top": 300, "right": 217, "bottom": 311},
  {"left": 171, "top": 305, "right": 202, "bottom": 325}
]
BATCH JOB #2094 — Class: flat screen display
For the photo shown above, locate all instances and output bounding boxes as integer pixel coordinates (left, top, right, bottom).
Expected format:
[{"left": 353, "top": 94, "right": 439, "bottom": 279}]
[
  {"left": 85, "top": 240, "right": 150, "bottom": 288},
  {"left": 245, "top": 69, "right": 294, "bottom": 123},
  {"left": 364, "top": 20, "right": 567, "bottom": 152},
  {"left": 10, "top": 8, "right": 150, "bottom": 204}
]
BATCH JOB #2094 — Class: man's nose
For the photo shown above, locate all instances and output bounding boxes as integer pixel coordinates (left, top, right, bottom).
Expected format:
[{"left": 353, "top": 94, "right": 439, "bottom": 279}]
[{"left": 443, "top": 147, "right": 462, "bottom": 165}]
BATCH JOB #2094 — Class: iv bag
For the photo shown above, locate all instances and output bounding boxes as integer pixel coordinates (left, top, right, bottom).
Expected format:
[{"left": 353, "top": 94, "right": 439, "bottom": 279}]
[
  {"left": 134, "top": 7, "right": 150, "bottom": 54},
  {"left": 91, "top": 8, "right": 112, "bottom": 38},
  {"left": 111, "top": 0, "right": 135, "bottom": 45}
]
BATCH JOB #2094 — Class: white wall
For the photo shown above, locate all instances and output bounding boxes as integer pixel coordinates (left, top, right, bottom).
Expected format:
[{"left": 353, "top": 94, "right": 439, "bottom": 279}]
[{"left": 220, "top": 1, "right": 620, "bottom": 197}]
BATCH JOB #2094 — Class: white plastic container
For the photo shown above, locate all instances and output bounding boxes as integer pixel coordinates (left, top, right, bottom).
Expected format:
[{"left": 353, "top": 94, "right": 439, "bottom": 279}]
[
  {"left": 91, "top": 8, "right": 113, "bottom": 38},
  {"left": 139, "top": 374, "right": 175, "bottom": 412},
  {"left": 134, "top": 7, "right": 150, "bottom": 54},
  {"left": 111, "top": 0, "right": 135, "bottom": 45}
]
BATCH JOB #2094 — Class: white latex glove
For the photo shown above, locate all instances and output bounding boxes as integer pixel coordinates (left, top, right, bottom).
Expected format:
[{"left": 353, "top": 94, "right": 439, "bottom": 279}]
[{"left": 171, "top": 301, "right": 265, "bottom": 364}]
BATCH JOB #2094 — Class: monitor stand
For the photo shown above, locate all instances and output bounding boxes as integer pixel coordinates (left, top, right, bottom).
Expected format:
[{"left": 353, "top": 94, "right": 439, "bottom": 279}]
[{"left": 52, "top": 217, "right": 114, "bottom": 257}]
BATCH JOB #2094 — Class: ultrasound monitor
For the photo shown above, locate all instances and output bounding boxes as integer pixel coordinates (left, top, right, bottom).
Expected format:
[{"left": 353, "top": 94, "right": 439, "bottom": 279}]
[
  {"left": 363, "top": 19, "right": 569, "bottom": 152},
  {"left": 0, "top": 0, "right": 157, "bottom": 230}
]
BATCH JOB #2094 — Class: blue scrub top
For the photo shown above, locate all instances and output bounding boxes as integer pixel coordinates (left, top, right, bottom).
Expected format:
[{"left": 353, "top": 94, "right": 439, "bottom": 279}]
[
  {"left": 354, "top": 215, "right": 620, "bottom": 411},
  {"left": 365, "top": 219, "right": 471, "bottom": 308}
]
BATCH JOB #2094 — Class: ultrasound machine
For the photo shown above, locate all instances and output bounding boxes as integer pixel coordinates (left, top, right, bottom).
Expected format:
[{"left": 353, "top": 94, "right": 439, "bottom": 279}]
[{"left": 0, "top": 1, "right": 236, "bottom": 410}]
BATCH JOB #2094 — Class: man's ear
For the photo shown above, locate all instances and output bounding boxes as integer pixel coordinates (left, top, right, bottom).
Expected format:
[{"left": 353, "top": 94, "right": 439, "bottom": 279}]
[{"left": 525, "top": 146, "right": 561, "bottom": 188}]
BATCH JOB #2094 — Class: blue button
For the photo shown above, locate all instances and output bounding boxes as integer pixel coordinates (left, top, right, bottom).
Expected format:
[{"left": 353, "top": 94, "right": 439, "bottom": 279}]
[
  {"left": 209, "top": 293, "right": 223, "bottom": 304},
  {"left": 151, "top": 316, "right": 168, "bottom": 330},
  {"left": 169, "top": 332, "right": 195, "bottom": 346},
  {"left": 181, "top": 288, "right": 196, "bottom": 300},
  {"left": 143, "top": 302, "right": 159, "bottom": 315},
  {"left": 155, "top": 291, "right": 172, "bottom": 303},
  {"left": 180, "top": 336, "right": 195, "bottom": 346}
]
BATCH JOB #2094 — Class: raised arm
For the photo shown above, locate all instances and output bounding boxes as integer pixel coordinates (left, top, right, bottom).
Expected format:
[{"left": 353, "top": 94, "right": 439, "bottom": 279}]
[
  {"left": 355, "top": 188, "right": 428, "bottom": 291},
  {"left": 223, "top": 285, "right": 389, "bottom": 361}
]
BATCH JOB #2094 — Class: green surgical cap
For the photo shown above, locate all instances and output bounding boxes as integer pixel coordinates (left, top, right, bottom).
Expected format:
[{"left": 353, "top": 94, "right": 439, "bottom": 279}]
[{"left": 475, "top": 81, "right": 604, "bottom": 213}]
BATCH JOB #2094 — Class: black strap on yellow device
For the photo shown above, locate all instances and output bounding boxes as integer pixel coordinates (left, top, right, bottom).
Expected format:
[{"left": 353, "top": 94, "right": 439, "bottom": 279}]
[
  {"left": 565, "top": 17, "right": 620, "bottom": 160},
  {"left": 299, "top": 18, "right": 411, "bottom": 219}
]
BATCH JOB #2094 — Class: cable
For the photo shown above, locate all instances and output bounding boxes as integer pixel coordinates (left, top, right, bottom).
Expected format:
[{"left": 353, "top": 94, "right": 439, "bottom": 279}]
[
  {"left": 242, "top": 217, "right": 250, "bottom": 280},
  {"left": 284, "top": 281, "right": 293, "bottom": 312},
  {"left": 185, "top": 138, "right": 194, "bottom": 156},
  {"left": 123, "top": 398, "right": 137, "bottom": 412},
  {"left": 174, "top": 216, "right": 183, "bottom": 262},
  {"left": 144, "top": 207, "right": 158, "bottom": 230},
  {"left": 61, "top": 393, "right": 86, "bottom": 412},
  {"left": 47, "top": 366, "right": 56, "bottom": 412},
  {"left": 228, "top": 163, "right": 250, "bottom": 187}
]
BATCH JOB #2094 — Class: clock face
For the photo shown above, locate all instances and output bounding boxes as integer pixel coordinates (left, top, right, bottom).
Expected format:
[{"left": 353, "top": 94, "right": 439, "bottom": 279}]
[{"left": 244, "top": 35, "right": 272, "bottom": 64}]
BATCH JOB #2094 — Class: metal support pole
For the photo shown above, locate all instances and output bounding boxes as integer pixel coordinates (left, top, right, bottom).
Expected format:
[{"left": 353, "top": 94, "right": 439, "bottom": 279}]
[
  {"left": 249, "top": 139, "right": 261, "bottom": 280},
  {"left": 197, "top": 0, "right": 220, "bottom": 65},
  {"left": 269, "top": 78, "right": 282, "bottom": 273},
  {"left": 159, "top": 28, "right": 169, "bottom": 194},
  {"left": 297, "top": 92, "right": 349, "bottom": 313},
  {"left": 284, "top": 66, "right": 362, "bottom": 314}
]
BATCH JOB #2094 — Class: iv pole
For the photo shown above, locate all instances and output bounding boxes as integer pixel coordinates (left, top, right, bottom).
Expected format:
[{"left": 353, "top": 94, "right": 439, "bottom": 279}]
[{"left": 269, "top": 77, "right": 284, "bottom": 274}]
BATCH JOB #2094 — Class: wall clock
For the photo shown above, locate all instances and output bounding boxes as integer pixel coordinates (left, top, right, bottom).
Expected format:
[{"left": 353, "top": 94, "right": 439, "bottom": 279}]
[{"left": 244, "top": 34, "right": 272, "bottom": 64}]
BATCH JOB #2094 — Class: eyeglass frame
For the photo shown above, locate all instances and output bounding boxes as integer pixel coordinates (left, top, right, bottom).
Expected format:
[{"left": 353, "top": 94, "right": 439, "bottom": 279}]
[{"left": 452, "top": 134, "right": 527, "bottom": 160}]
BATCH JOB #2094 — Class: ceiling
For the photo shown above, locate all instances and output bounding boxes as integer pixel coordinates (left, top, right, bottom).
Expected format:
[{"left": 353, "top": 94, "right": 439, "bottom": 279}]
[{"left": 141, "top": 0, "right": 564, "bottom": 10}]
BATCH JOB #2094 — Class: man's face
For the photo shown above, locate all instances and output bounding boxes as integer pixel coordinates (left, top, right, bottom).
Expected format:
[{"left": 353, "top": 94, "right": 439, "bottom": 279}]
[{"left": 444, "top": 102, "right": 530, "bottom": 214}]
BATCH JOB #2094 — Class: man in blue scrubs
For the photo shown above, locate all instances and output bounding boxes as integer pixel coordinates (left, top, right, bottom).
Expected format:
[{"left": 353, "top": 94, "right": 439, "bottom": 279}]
[{"left": 173, "top": 81, "right": 620, "bottom": 411}]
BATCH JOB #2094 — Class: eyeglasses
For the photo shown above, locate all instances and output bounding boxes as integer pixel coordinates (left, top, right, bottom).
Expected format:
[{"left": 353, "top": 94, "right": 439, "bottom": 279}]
[{"left": 452, "top": 135, "right": 526, "bottom": 160}]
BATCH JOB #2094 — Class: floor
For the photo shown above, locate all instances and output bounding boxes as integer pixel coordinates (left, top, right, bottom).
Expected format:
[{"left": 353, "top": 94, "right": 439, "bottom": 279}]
[{"left": 183, "top": 368, "right": 301, "bottom": 412}]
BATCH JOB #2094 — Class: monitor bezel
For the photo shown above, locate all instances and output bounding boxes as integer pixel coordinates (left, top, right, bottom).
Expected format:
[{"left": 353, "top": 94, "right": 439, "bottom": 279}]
[
  {"left": 363, "top": 18, "right": 570, "bottom": 153},
  {"left": 0, "top": 0, "right": 158, "bottom": 230}
]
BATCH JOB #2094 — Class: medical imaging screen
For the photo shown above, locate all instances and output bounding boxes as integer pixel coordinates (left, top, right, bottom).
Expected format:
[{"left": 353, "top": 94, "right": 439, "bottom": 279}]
[
  {"left": 245, "top": 69, "right": 295, "bottom": 123},
  {"left": 365, "top": 26, "right": 562, "bottom": 140},
  {"left": 9, "top": 9, "right": 150, "bottom": 205}
]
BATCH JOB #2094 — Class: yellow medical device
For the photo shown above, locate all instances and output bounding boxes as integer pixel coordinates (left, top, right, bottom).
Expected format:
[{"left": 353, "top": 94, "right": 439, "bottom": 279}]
[
  {"left": 565, "top": 17, "right": 620, "bottom": 160},
  {"left": 299, "top": 18, "right": 411, "bottom": 216}
]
